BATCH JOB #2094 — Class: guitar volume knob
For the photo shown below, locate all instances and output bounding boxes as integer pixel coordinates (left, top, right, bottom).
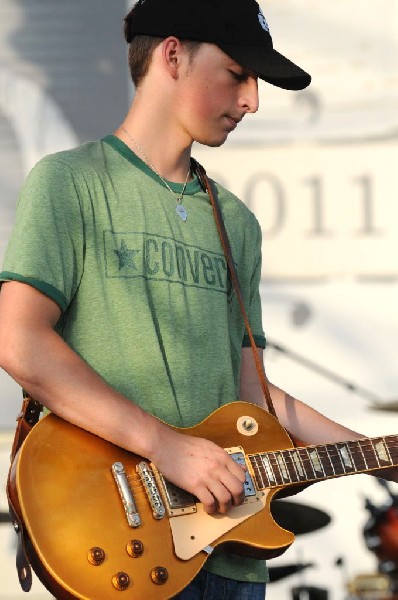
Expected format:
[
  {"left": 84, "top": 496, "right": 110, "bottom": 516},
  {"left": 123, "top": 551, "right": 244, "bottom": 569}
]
[
  {"left": 88, "top": 547, "right": 106, "bottom": 566},
  {"left": 112, "top": 572, "right": 130, "bottom": 591},
  {"left": 151, "top": 566, "right": 169, "bottom": 585},
  {"left": 127, "top": 539, "right": 144, "bottom": 558}
]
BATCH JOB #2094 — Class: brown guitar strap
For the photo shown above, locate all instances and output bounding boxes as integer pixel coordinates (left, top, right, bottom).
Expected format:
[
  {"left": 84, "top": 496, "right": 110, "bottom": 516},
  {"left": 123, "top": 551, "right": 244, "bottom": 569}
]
[
  {"left": 7, "top": 393, "right": 43, "bottom": 592},
  {"left": 192, "top": 159, "right": 278, "bottom": 420}
]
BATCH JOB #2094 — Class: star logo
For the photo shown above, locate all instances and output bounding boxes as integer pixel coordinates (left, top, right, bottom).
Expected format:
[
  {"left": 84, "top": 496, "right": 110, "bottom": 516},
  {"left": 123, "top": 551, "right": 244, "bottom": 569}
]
[{"left": 113, "top": 239, "right": 141, "bottom": 271}]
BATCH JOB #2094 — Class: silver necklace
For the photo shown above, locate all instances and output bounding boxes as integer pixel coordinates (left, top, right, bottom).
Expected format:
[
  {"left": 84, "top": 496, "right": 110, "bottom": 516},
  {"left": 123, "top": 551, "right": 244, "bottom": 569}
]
[{"left": 120, "top": 125, "right": 190, "bottom": 222}]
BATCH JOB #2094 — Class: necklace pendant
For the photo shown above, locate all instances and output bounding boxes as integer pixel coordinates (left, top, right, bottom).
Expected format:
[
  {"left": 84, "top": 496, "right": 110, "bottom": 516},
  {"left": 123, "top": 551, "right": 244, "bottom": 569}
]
[{"left": 176, "top": 204, "right": 188, "bottom": 222}]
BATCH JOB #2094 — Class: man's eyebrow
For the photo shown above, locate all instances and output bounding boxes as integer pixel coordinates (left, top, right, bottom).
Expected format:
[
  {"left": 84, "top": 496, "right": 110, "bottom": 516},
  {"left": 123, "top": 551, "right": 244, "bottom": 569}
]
[
  {"left": 234, "top": 66, "right": 258, "bottom": 79},
  {"left": 227, "top": 60, "right": 257, "bottom": 76}
]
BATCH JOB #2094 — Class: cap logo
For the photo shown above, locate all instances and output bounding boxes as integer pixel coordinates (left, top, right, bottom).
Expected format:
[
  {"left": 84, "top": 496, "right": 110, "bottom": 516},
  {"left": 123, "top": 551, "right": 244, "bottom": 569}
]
[{"left": 258, "top": 9, "right": 269, "bottom": 32}]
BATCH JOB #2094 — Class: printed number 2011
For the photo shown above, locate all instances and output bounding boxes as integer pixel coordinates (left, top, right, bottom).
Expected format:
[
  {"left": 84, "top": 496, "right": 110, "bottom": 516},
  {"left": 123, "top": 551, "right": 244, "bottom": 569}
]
[{"left": 245, "top": 173, "right": 382, "bottom": 239}]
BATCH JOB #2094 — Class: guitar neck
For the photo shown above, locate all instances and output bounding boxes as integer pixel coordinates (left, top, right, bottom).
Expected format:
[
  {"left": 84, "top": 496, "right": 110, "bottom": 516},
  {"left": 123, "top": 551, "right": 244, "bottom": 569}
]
[{"left": 249, "top": 435, "right": 398, "bottom": 490}]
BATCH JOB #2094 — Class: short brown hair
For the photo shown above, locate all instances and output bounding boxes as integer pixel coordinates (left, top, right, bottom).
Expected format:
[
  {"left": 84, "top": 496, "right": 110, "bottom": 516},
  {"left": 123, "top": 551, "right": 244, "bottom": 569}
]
[
  {"left": 124, "top": 33, "right": 201, "bottom": 88},
  {"left": 126, "top": 35, "right": 162, "bottom": 87}
]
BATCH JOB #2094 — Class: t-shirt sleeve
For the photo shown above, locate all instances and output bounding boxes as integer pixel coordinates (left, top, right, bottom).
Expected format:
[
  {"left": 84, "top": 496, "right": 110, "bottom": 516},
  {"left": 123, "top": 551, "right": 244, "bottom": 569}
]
[
  {"left": 0, "top": 155, "right": 85, "bottom": 312},
  {"left": 242, "top": 216, "right": 266, "bottom": 349}
]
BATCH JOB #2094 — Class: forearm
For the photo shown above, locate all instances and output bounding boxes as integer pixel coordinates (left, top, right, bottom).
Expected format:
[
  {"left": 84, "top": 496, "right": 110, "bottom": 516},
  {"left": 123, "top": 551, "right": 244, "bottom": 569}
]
[
  {"left": 3, "top": 328, "right": 250, "bottom": 512},
  {"left": 0, "top": 318, "right": 165, "bottom": 461},
  {"left": 267, "top": 382, "right": 363, "bottom": 445},
  {"left": 239, "top": 348, "right": 398, "bottom": 483},
  {"left": 0, "top": 282, "right": 248, "bottom": 513},
  {"left": 240, "top": 347, "right": 362, "bottom": 445}
]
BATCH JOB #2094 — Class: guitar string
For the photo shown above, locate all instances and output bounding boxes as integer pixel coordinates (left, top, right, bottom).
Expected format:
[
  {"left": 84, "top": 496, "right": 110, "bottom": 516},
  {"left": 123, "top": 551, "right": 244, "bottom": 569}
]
[
  {"left": 123, "top": 437, "right": 398, "bottom": 496},
  {"left": 249, "top": 439, "right": 397, "bottom": 461},
  {"left": 125, "top": 443, "right": 397, "bottom": 480},
  {"left": 124, "top": 438, "right": 398, "bottom": 479},
  {"left": 251, "top": 457, "right": 395, "bottom": 484},
  {"left": 250, "top": 441, "right": 397, "bottom": 485},
  {"left": 252, "top": 446, "right": 396, "bottom": 465},
  {"left": 250, "top": 454, "right": 394, "bottom": 469},
  {"left": 125, "top": 439, "right": 397, "bottom": 486}
]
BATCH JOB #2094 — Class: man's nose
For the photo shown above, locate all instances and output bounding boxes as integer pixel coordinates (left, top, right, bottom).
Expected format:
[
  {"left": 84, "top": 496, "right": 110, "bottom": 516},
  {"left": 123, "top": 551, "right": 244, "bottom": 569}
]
[{"left": 239, "top": 76, "right": 259, "bottom": 114}]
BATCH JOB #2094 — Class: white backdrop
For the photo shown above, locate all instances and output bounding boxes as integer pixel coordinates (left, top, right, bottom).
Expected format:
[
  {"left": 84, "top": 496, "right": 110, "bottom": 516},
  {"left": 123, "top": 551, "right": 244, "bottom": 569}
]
[{"left": 1, "top": 1, "right": 398, "bottom": 598}]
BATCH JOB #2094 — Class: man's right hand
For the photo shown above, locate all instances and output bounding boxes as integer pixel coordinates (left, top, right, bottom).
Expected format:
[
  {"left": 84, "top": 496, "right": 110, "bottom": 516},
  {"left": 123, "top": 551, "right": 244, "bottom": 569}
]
[{"left": 149, "top": 426, "right": 247, "bottom": 514}]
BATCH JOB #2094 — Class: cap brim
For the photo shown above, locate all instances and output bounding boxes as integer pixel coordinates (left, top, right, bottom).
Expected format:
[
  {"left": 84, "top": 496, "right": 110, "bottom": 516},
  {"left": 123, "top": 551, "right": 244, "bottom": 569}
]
[{"left": 218, "top": 43, "right": 311, "bottom": 90}]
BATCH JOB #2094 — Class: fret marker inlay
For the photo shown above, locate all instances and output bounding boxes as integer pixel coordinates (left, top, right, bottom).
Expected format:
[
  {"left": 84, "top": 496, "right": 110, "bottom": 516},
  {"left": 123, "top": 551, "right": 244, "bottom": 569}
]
[
  {"left": 339, "top": 445, "right": 353, "bottom": 468},
  {"left": 375, "top": 441, "right": 390, "bottom": 463},
  {"left": 291, "top": 451, "right": 304, "bottom": 477},
  {"left": 262, "top": 456, "right": 276, "bottom": 483},
  {"left": 276, "top": 454, "right": 289, "bottom": 480},
  {"left": 308, "top": 449, "right": 323, "bottom": 474}
]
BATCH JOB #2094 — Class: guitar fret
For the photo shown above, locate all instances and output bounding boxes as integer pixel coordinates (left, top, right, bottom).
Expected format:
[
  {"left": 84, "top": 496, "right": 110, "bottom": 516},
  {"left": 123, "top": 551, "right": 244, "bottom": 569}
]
[
  {"left": 322, "top": 444, "right": 347, "bottom": 476},
  {"left": 358, "top": 439, "right": 380, "bottom": 470},
  {"left": 275, "top": 452, "right": 290, "bottom": 482},
  {"left": 281, "top": 450, "right": 301, "bottom": 483},
  {"left": 294, "top": 448, "right": 313, "bottom": 480},
  {"left": 350, "top": 440, "right": 368, "bottom": 471},
  {"left": 335, "top": 446, "right": 347, "bottom": 473},
  {"left": 372, "top": 441, "right": 382, "bottom": 468},
  {"left": 324, "top": 446, "right": 337, "bottom": 476},
  {"left": 385, "top": 435, "right": 398, "bottom": 464},
  {"left": 301, "top": 448, "right": 314, "bottom": 477},
  {"left": 250, "top": 454, "right": 267, "bottom": 488}
]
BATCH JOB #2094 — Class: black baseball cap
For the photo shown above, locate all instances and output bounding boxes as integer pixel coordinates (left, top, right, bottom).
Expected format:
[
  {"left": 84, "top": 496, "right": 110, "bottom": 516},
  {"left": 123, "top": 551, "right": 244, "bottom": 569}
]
[{"left": 125, "top": 0, "right": 311, "bottom": 91}]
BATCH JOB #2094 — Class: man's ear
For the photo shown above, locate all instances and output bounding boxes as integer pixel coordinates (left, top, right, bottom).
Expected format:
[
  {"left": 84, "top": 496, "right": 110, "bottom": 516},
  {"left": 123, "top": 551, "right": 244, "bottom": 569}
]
[{"left": 162, "top": 36, "right": 183, "bottom": 79}]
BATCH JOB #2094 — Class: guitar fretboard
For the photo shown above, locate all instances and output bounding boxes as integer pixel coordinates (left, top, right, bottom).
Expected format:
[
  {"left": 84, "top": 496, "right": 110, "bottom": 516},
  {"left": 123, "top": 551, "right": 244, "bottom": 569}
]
[{"left": 249, "top": 435, "right": 398, "bottom": 489}]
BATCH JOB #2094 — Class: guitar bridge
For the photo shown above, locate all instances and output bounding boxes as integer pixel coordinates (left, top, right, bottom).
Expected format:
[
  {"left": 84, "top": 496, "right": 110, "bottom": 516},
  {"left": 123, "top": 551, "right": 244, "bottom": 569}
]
[
  {"left": 137, "top": 462, "right": 166, "bottom": 520},
  {"left": 112, "top": 462, "right": 141, "bottom": 527}
]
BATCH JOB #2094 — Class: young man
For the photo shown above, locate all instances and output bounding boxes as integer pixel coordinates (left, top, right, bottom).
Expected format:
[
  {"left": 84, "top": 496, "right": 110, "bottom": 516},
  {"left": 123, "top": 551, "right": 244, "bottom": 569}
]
[{"left": 0, "top": 1, "right": 397, "bottom": 599}]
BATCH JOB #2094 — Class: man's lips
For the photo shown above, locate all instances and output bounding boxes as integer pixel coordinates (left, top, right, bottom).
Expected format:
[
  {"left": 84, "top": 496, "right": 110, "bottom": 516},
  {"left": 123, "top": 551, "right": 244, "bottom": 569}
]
[{"left": 225, "top": 115, "right": 243, "bottom": 129}]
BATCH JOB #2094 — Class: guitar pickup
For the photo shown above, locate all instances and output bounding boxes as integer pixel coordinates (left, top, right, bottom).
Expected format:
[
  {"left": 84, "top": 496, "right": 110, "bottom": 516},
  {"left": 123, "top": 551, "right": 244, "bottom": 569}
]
[
  {"left": 155, "top": 472, "right": 197, "bottom": 517},
  {"left": 226, "top": 447, "right": 257, "bottom": 498}
]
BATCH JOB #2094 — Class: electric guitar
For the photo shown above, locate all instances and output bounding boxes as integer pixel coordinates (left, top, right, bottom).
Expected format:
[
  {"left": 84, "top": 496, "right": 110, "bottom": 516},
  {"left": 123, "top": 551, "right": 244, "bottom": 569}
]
[{"left": 8, "top": 401, "right": 398, "bottom": 599}]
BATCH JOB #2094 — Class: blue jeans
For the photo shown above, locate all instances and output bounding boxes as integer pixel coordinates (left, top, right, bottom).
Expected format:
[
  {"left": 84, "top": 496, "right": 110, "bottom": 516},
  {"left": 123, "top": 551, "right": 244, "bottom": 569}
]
[{"left": 172, "top": 570, "right": 266, "bottom": 600}]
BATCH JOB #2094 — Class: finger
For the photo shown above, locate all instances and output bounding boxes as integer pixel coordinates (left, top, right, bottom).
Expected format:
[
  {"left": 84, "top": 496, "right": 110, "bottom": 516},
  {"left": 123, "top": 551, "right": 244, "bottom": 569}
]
[
  {"left": 225, "top": 453, "right": 247, "bottom": 482},
  {"left": 195, "top": 486, "right": 217, "bottom": 514},
  {"left": 206, "top": 480, "right": 233, "bottom": 514},
  {"left": 219, "top": 470, "right": 245, "bottom": 507}
]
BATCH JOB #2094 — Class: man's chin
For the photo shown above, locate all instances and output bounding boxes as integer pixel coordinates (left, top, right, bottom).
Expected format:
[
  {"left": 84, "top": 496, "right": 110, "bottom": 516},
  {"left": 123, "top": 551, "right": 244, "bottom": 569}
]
[{"left": 196, "top": 133, "right": 230, "bottom": 148}]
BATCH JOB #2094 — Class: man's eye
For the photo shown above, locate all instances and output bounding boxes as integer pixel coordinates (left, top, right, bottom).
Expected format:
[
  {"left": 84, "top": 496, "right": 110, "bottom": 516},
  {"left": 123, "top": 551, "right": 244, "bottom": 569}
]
[{"left": 229, "top": 70, "right": 246, "bottom": 82}]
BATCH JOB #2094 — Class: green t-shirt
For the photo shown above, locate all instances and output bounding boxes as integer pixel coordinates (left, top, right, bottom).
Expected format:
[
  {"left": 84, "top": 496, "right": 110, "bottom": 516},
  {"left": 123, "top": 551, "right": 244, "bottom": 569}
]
[{"left": 1, "top": 135, "right": 268, "bottom": 582}]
